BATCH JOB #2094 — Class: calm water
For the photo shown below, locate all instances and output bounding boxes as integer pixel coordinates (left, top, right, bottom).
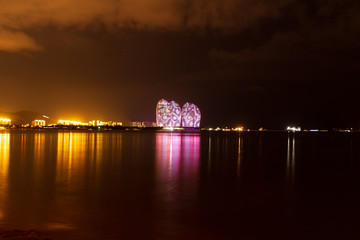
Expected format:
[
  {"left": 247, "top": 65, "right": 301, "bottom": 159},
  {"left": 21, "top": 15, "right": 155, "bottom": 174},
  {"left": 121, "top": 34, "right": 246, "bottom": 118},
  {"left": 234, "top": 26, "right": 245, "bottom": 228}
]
[{"left": 0, "top": 130, "right": 360, "bottom": 239}]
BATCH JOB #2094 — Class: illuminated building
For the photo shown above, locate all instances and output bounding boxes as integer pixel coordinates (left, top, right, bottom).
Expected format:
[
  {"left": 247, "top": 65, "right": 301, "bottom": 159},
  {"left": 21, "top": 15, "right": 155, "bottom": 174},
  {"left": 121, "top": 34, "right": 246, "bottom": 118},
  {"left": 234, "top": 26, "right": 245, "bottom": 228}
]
[
  {"left": 57, "top": 120, "right": 88, "bottom": 126},
  {"left": 145, "top": 121, "right": 157, "bottom": 127},
  {"left": 132, "top": 121, "right": 156, "bottom": 127},
  {"left": 156, "top": 99, "right": 181, "bottom": 127},
  {"left": 233, "top": 127, "right": 244, "bottom": 131},
  {"left": 89, "top": 120, "right": 122, "bottom": 127},
  {"left": 181, "top": 102, "right": 201, "bottom": 128},
  {"left": 0, "top": 118, "right": 11, "bottom": 126},
  {"left": 132, "top": 121, "right": 144, "bottom": 127},
  {"left": 156, "top": 99, "right": 171, "bottom": 127},
  {"left": 108, "top": 121, "right": 123, "bottom": 126},
  {"left": 89, "top": 120, "right": 106, "bottom": 126},
  {"left": 287, "top": 126, "right": 301, "bottom": 132},
  {"left": 169, "top": 101, "right": 182, "bottom": 127},
  {"left": 32, "top": 119, "right": 46, "bottom": 127},
  {"left": 156, "top": 99, "right": 201, "bottom": 128}
]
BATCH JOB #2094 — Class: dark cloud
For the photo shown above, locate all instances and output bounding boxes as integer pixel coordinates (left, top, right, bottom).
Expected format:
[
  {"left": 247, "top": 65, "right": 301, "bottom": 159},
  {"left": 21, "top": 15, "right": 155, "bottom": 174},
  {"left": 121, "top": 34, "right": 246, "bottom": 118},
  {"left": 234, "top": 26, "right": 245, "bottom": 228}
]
[
  {"left": 173, "top": 0, "right": 360, "bottom": 127},
  {"left": 169, "top": 0, "right": 359, "bottom": 92},
  {"left": 0, "top": 0, "right": 359, "bottom": 128},
  {"left": 0, "top": 0, "right": 293, "bottom": 52}
]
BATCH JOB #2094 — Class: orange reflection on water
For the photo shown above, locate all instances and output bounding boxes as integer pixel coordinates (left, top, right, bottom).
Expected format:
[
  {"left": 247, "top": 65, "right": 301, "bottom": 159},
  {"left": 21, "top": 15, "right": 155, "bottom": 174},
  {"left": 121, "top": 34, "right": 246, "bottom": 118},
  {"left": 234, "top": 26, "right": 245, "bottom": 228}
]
[
  {"left": 57, "top": 132, "right": 91, "bottom": 185},
  {"left": 33, "top": 133, "right": 46, "bottom": 180},
  {"left": 34, "top": 133, "right": 45, "bottom": 160},
  {"left": 0, "top": 133, "right": 10, "bottom": 219},
  {"left": 0, "top": 133, "right": 10, "bottom": 178},
  {"left": 55, "top": 132, "right": 123, "bottom": 189}
]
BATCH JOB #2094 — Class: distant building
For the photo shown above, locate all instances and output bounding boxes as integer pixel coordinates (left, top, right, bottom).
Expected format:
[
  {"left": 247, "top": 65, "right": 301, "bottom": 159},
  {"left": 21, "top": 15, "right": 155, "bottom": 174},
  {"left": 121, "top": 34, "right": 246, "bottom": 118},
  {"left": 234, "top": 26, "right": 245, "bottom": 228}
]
[
  {"left": 108, "top": 121, "right": 123, "bottom": 127},
  {"left": 132, "top": 121, "right": 144, "bottom": 127},
  {"left": 131, "top": 121, "right": 156, "bottom": 127},
  {"left": 89, "top": 120, "right": 122, "bottom": 127},
  {"left": 89, "top": 120, "right": 105, "bottom": 126},
  {"left": 32, "top": 119, "right": 46, "bottom": 127},
  {"left": 287, "top": 126, "right": 301, "bottom": 132},
  {"left": 0, "top": 118, "right": 11, "bottom": 126},
  {"left": 57, "top": 120, "right": 88, "bottom": 126},
  {"left": 143, "top": 121, "right": 157, "bottom": 127}
]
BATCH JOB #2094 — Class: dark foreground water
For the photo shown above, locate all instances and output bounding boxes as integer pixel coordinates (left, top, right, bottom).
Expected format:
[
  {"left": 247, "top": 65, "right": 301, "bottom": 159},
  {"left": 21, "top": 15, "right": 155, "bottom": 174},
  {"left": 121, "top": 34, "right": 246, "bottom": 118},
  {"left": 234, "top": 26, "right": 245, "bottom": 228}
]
[{"left": 0, "top": 130, "right": 360, "bottom": 240}]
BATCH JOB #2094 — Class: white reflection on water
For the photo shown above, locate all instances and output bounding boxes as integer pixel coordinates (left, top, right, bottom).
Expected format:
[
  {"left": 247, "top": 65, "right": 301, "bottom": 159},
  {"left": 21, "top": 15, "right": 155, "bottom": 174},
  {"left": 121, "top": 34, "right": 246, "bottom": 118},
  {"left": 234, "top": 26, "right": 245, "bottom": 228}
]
[{"left": 287, "top": 133, "right": 296, "bottom": 184}]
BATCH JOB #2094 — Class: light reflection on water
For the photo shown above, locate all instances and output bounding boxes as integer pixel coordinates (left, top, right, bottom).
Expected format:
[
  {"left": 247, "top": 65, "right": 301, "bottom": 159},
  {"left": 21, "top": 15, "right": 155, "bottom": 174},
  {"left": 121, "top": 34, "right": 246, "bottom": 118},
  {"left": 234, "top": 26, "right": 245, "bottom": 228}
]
[
  {"left": 0, "top": 133, "right": 9, "bottom": 179},
  {"left": 286, "top": 133, "right": 296, "bottom": 184},
  {"left": 155, "top": 133, "right": 200, "bottom": 200},
  {"left": 0, "top": 133, "right": 9, "bottom": 220},
  {"left": 154, "top": 133, "right": 200, "bottom": 237},
  {"left": 0, "top": 131, "right": 202, "bottom": 237},
  {"left": 0, "top": 131, "right": 359, "bottom": 239}
]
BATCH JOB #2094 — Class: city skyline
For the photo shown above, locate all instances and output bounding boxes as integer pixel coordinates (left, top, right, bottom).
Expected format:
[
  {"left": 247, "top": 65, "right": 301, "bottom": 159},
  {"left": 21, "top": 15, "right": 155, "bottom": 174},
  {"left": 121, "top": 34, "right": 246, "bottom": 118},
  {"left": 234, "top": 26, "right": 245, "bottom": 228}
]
[
  {"left": 0, "top": 107, "right": 359, "bottom": 130},
  {"left": 1, "top": 0, "right": 359, "bottom": 129}
]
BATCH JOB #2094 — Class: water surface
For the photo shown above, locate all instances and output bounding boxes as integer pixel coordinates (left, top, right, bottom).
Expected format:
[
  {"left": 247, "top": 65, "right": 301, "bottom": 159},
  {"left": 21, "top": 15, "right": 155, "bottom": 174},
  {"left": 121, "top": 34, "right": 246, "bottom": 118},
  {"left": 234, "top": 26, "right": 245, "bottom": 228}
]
[{"left": 0, "top": 130, "right": 360, "bottom": 239}]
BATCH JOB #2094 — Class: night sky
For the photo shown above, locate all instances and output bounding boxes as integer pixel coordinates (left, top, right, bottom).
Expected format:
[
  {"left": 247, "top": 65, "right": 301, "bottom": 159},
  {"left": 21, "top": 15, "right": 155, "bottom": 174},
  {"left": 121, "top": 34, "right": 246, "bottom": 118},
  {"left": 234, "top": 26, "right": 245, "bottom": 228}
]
[{"left": 0, "top": 0, "right": 359, "bottom": 129}]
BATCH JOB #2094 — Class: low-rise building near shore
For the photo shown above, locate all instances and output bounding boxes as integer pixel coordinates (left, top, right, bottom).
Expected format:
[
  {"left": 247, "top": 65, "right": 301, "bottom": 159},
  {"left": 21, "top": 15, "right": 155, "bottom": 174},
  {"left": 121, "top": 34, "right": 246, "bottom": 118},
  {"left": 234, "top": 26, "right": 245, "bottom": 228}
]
[
  {"left": 0, "top": 118, "right": 11, "bottom": 126},
  {"left": 32, "top": 119, "right": 46, "bottom": 127}
]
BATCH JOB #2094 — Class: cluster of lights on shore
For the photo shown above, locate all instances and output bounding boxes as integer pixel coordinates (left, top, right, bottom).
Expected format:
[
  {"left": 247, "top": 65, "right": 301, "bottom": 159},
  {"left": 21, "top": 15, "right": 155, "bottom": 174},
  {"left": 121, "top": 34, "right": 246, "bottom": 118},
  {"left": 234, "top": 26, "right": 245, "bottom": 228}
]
[
  {"left": 0, "top": 104, "right": 354, "bottom": 132},
  {"left": 0, "top": 118, "right": 354, "bottom": 133},
  {"left": 0, "top": 118, "right": 11, "bottom": 125},
  {"left": 0, "top": 118, "right": 123, "bottom": 128},
  {"left": 56, "top": 120, "right": 123, "bottom": 127},
  {"left": 205, "top": 127, "right": 244, "bottom": 132},
  {"left": 47, "top": 120, "right": 123, "bottom": 127}
]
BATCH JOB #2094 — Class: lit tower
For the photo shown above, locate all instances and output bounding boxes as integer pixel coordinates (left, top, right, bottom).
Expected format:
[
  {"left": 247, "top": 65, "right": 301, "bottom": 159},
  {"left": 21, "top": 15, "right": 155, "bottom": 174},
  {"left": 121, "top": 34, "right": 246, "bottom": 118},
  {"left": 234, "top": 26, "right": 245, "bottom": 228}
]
[
  {"left": 168, "top": 101, "right": 182, "bottom": 127},
  {"left": 181, "top": 102, "right": 201, "bottom": 128},
  {"left": 156, "top": 99, "right": 171, "bottom": 127}
]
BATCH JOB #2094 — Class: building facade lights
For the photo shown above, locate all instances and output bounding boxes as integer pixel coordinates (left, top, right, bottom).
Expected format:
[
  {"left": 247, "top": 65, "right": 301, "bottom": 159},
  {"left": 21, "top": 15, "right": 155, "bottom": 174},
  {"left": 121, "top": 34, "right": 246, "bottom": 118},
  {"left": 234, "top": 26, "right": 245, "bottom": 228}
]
[
  {"left": 0, "top": 118, "right": 11, "bottom": 126},
  {"left": 181, "top": 102, "right": 201, "bottom": 128},
  {"left": 57, "top": 120, "right": 88, "bottom": 126},
  {"left": 156, "top": 99, "right": 201, "bottom": 128},
  {"left": 32, "top": 120, "right": 46, "bottom": 127}
]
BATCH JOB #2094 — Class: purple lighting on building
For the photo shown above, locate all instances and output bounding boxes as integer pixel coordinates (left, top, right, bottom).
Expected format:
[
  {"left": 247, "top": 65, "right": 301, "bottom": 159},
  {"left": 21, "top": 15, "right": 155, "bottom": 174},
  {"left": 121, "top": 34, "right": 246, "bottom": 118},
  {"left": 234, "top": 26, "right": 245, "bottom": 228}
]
[
  {"left": 169, "top": 101, "right": 182, "bottom": 127},
  {"left": 156, "top": 99, "right": 201, "bottom": 128},
  {"left": 181, "top": 102, "right": 201, "bottom": 128},
  {"left": 156, "top": 99, "right": 171, "bottom": 127}
]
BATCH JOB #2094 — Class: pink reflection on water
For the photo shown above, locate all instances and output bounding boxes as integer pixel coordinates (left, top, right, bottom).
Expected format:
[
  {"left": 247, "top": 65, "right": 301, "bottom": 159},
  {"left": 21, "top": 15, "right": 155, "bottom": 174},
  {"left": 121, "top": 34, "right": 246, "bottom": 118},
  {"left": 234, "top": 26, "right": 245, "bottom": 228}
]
[
  {"left": 156, "top": 133, "right": 182, "bottom": 185},
  {"left": 155, "top": 133, "right": 201, "bottom": 237},
  {"left": 155, "top": 132, "right": 200, "bottom": 203},
  {"left": 182, "top": 134, "right": 201, "bottom": 178}
]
